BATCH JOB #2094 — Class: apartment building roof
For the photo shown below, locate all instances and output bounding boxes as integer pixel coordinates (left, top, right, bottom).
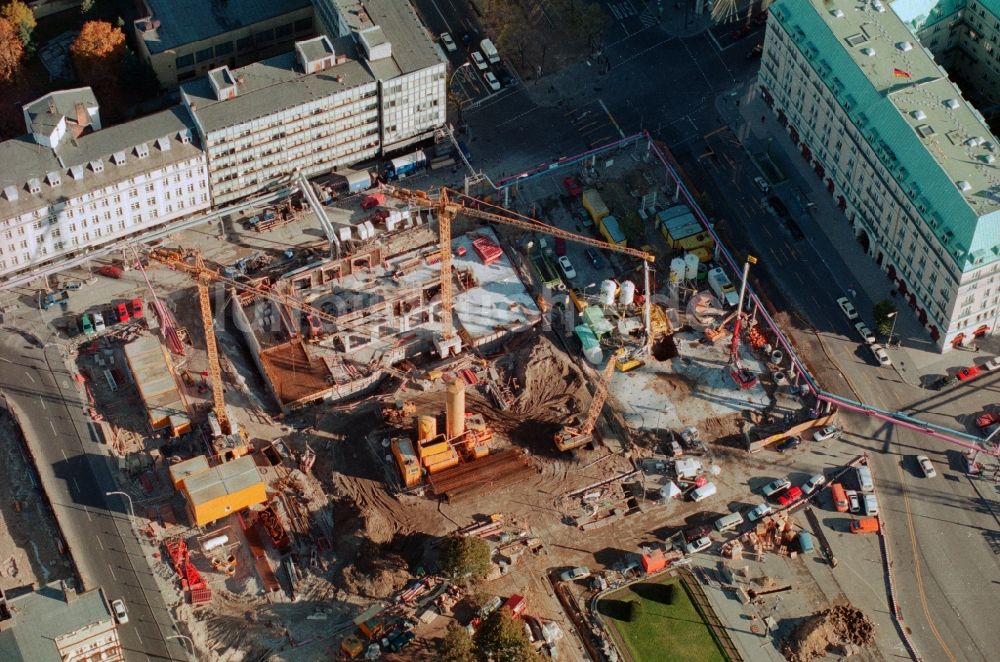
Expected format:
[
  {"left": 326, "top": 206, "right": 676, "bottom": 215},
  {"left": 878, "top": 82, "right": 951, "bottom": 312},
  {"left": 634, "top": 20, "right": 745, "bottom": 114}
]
[
  {"left": 331, "top": 0, "right": 444, "bottom": 78},
  {"left": 181, "top": 42, "right": 375, "bottom": 134},
  {"left": 136, "top": 0, "right": 312, "bottom": 54},
  {"left": 23, "top": 87, "right": 97, "bottom": 134},
  {"left": 0, "top": 106, "right": 202, "bottom": 218},
  {"left": 0, "top": 583, "right": 113, "bottom": 662},
  {"left": 773, "top": 0, "right": 1000, "bottom": 268}
]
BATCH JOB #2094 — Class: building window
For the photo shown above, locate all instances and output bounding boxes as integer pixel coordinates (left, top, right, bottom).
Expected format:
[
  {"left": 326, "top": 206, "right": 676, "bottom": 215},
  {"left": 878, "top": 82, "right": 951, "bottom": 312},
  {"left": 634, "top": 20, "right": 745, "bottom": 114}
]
[
  {"left": 196, "top": 47, "right": 214, "bottom": 63},
  {"left": 294, "top": 18, "right": 312, "bottom": 32},
  {"left": 175, "top": 53, "right": 195, "bottom": 69},
  {"left": 254, "top": 29, "right": 274, "bottom": 46},
  {"left": 215, "top": 41, "right": 233, "bottom": 57},
  {"left": 276, "top": 23, "right": 294, "bottom": 39},
  {"left": 236, "top": 36, "right": 253, "bottom": 51}
]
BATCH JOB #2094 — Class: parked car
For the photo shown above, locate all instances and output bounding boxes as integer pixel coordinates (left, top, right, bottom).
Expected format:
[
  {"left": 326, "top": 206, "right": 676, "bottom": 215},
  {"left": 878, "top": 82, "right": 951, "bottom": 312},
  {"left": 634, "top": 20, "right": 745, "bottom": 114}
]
[
  {"left": 854, "top": 321, "right": 876, "bottom": 344},
  {"left": 98, "top": 265, "right": 123, "bottom": 279},
  {"left": 559, "top": 566, "right": 591, "bottom": 582},
  {"left": 557, "top": 255, "right": 576, "bottom": 280},
  {"left": 683, "top": 536, "right": 712, "bottom": 555},
  {"left": 836, "top": 296, "right": 858, "bottom": 320},
  {"left": 585, "top": 248, "right": 603, "bottom": 268},
  {"left": 471, "top": 51, "right": 487, "bottom": 70},
  {"left": 862, "top": 493, "right": 879, "bottom": 516},
  {"left": 115, "top": 302, "right": 130, "bottom": 324},
  {"left": 850, "top": 516, "right": 879, "bottom": 534},
  {"left": 129, "top": 298, "right": 144, "bottom": 319},
  {"left": 801, "top": 473, "right": 826, "bottom": 495},
  {"left": 79, "top": 314, "right": 95, "bottom": 335},
  {"left": 563, "top": 176, "right": 582, "bottom": 197},
  {"left": 111, "top": 599, "right": 128, "bottom": 624},
  {"left": 916, "top": 455, "right": 937, "bottom": 478},
  {"left": 870, "top": 343, "right": 892, "bottom": 367},
  {"left": 930, "top": 374, "right": 956, "bottom": 390},
  {"left": 753, "top": 176, "right": 769, "bottom": 193},
  {"left": 777, "top": 486, "right": 804, "bottom": 506},
  {"left": 440, "top": 32, "right": 457, "bottom": 52},
  {"left": 846, "top": 489, "right": 861, "bottom": 513},
  {"left": 484, "top": 71, "right": 501, "bottom": 91},
  {"left": 554, "top": 237, "right": 566, "bottom": 256},
  {"left": 813, "top": 425, "right": 840, "bottom": 442},
  {"left": 957, "top": 366, "right": 980, "bottom": 380},
  {"left": 746, "top": 503, "right": 772, "bottom": 522},
  {"left": 776, "top": 436, "right": 801, "bottom": 453},
  {"left": 983, "top": 356, "right": 1000, "bottom": 372},
  {"left": 92, "top": 312, "right": 106, "bottom": 333},
  {"left": 760, "top": 478, "right": 791, "bottom": 498}
]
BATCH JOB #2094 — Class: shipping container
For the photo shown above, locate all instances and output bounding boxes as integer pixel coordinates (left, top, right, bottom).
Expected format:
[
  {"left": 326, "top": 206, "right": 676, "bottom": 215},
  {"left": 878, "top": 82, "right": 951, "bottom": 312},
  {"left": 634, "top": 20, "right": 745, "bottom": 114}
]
[
  {"left": 598, "top": 215, "right": 627, "bottom": 247},
  {"left": 387, "top": 150, "right": 427, "bottom": 179}
]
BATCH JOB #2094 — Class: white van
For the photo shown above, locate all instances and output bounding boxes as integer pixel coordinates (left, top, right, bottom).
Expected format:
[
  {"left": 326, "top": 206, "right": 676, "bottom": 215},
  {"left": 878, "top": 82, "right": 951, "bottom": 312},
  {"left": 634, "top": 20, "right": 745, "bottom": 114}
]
[
  {"left": 855, "top": 466, "right": 874, "bottom": 493},
  {"left": 714, "top": 511, "right": 743, "bottom": 533},
  {"left": 863, "top": 493, "right": 879, "bottom": 516},
  {"left": 480, "top": 38, "right": 500, "bottom": 64},
  {"left": 690, "top": 482, "right": 717, "bottom": 502}
]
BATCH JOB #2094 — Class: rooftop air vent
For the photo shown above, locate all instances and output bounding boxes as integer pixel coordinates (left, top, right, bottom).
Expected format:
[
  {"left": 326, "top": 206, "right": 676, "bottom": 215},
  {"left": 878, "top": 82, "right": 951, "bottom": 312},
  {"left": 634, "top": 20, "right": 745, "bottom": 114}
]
[
  {"left": 957, "top": 180, "right": 972, "bottom": 191},
  {"left": 897, "top": 41, "right": 913, "bottom": 52},
  {"left": 861, "top": 47, "right": 875, "bottom": 57},
  {"left": 831, "top": 9, "right": 844, "bottom": 18},
  {"left": 912, "top": 109, "right": 926, "bottom": 120},
  {"left": 873, "top": 1, "right": 886, "bottom": 12},
  {"left": 944, "top": 99, "right": 960, "bottom": 109},
  {"left": 982, "top": 154, "right": 995, "bottom": 164}
]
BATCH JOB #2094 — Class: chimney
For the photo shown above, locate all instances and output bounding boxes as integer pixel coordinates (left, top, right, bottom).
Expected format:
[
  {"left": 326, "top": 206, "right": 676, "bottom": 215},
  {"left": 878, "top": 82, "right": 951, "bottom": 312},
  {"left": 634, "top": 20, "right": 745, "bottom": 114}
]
[
  {"left": 74, "top": 101, "right": 87, "bottom": 127},
  {"left": 60, "top": 579, "right": 77, "bottom": 603},
  {"left": 48, "top": 99, "right": 56, "bottom": 115}
]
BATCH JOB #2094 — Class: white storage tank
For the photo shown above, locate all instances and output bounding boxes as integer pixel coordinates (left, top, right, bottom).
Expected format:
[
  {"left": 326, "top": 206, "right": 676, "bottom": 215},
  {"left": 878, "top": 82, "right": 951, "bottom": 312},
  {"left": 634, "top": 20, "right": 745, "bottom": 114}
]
[
  {"left": 684, "top": 252, "right": 699, "bottom": 280},
  {"left": 619, "top": 280, "right": 636, "bottom": 306},
  {"left": 669, "top": 258, "right": 686, "bottom": 283},
  {"left": 600, "top": 280, "right": 618, "bottom": 306}
]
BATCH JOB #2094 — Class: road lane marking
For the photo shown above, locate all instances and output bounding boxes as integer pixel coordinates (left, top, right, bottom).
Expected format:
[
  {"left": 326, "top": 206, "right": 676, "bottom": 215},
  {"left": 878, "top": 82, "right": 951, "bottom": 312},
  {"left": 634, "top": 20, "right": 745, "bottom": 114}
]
[
  {"left": 134, "top": 628, "right": 143, "bottom": 644},
  {"left": 107, "top": 563, "right": 117, "bottom": 580},
  {"left": 71, "top": 477, "right": 80, "bottom": 494},
  {"left": 83, "top": 505, "right": 92, "bottom": 521},
  {"left": 23, "top": 371, "right": 34, "bottom": 383},
  {"left": 896, "top": 461, "right": 956, "bottom": 662},
  {"left": 50, "top": 420, "right": 57, "bottom": 433},
  {"left": 40, "top": 400, "right": 46, "bottom": 410},
  {"left": 96, "top": 535, "right": 103, "bottom": 550}
]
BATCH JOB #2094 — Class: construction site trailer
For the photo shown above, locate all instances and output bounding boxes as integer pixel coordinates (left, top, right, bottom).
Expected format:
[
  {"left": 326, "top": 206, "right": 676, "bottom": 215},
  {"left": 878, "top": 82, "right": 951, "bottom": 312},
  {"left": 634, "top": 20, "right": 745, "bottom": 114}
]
[
  {"left": 181, "top": 455, "right": 266, "bottom": 526},
  {"left": 169, "top": 455, "right": 210, "bottom": 489},
  {"left": 581, "top": 189, "right": 610, "bottom": 224},
  {"left": 123, "top": 336, "right": 190, "bottom": 435},
  {"left": 599, "top": 215, "right": 627, "bottom": 247},
  {"left": 344, "top": 170, "right": 372, "bottom": 193}
]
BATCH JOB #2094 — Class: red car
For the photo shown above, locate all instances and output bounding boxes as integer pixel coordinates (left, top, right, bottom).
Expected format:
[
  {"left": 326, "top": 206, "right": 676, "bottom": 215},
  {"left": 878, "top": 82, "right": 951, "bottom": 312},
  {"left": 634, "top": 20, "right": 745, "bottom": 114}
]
[
  {"left": 554, "top": 236, "right": 566, "bottom": 256},
  {"left": 98, "top": 265, "right": 123, "bottom": 279},
  {"left": 976, "top": 411, "right": 1000, "bottom": 428},
  {"left": 957, "top": 366, "right": 980, "bottom": 381},
  {"left": 129, "top": 298, "right": 144, "bottom": 319},
  {"left": 777, "top": 486, "right": 803, "bottom": 506},
  {"left": 115, "top": 303, "right": 130, "bottom": 324},
  {"left": 562, "top": 176, "right": 582, "bottom": 197}
]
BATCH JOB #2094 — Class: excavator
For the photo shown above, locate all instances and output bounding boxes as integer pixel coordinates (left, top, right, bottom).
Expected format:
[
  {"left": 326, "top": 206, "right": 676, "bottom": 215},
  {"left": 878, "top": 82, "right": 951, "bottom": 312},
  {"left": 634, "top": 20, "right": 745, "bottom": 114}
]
[{"left": 554, "top": 349, "right": 623, "bottom": 452}]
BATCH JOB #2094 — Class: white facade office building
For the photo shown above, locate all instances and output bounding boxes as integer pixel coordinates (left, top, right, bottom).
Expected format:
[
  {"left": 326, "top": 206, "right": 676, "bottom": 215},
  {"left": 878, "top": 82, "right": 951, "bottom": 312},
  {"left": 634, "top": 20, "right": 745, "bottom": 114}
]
[
  {"left": 0, "top": 89, "right": 209, "bottom": 281},
  {"left": 759, "top": 0, "right": 1000, "bottom": 350}
]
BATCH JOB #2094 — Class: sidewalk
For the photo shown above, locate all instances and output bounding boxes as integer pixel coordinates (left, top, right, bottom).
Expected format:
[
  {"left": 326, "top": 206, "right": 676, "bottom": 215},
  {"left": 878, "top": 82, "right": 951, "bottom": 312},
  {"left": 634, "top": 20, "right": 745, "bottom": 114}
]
[{"left": 716, "top": 80, "right": 997, "bottom": 383}]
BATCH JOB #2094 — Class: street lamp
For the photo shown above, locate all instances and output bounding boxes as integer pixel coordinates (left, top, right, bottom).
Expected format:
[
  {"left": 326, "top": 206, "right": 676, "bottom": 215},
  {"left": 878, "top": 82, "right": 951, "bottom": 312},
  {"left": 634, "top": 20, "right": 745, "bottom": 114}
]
[
  {"left": 449, "top": 62, "right": 471, "bottom": 88},
  {"left": 886, "top": 311, "right": 899, "bottom": 346},
  {"left": 166, "top": 634, "right": 195, "bottom": 660},
  {"left": 105, "top": 491, "right": 135, "bottom": 526}
]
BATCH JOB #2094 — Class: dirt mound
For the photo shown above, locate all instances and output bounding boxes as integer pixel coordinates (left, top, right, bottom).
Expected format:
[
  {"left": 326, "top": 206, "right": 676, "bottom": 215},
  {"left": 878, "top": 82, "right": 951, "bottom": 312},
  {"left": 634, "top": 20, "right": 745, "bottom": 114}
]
[
  {"left": 505, "top": 335, "right": 588, "bottom": 421},
  {"left": 336, "top": 542, "right": 410, "bottom": 599},
  {"left": 650, "top": 373, "right": 693, "bottom": 400},
  {"left": 362, "top": 507, "right": 395, "bottom": 545},
  {"left": 781, "top": 605, "right": 875, "bottom": 662}
]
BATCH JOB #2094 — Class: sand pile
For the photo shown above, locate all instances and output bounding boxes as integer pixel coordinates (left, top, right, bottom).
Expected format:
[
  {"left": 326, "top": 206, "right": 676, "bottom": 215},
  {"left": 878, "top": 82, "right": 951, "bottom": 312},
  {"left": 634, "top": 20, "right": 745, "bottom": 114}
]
[
  {"left": 506, "top": 335, "right": 588, "bottom": 421},
  {"left": 781, "top": 605, "right": 875, "bottom": 662}
]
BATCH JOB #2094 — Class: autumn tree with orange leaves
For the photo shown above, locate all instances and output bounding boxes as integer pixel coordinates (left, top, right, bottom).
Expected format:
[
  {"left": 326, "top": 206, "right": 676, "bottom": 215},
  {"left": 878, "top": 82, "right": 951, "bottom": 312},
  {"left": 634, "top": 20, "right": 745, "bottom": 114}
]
[
  {"left": 70, "top": 20, "right": 126, "bottom": 117},
  {"left": 0, "top": 18, "right": 22, "bottom": 84}
]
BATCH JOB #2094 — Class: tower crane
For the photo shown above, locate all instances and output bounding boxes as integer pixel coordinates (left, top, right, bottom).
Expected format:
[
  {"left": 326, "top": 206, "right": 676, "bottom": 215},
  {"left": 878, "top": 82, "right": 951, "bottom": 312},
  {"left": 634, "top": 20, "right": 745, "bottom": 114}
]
[
  {"left": 192, "top": 251, "right": 232, "bottom": 436},
  {"left": 554, "top": 349, "right": 623, "bottom": 452},
  {"left": 729, "top": 255, "right": 758, "bottom": 389},
  {"left": 379, "top": 185, "right": 656, "bottom": 356}
]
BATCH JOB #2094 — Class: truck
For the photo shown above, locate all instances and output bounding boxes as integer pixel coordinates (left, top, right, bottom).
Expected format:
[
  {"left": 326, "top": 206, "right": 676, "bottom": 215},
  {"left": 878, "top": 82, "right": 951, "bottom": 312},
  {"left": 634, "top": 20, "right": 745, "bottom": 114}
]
[
  {"left": 598, "top": 215, "right": 627, "bottom": 247},
  {"left": 531, "top": 252, "right": 564, "bottom": 291},
  {"left": 386, "top": 150, "right": 426, "bottom": 180},
  {"left": 480, "top": 38, "right": 500, "bottom": 64},
  {"left": 581, "top": 189, "right": 609, "bottom": 225},
  {"left": 707, "top": 267, "right": 739, "bottom": 308}
]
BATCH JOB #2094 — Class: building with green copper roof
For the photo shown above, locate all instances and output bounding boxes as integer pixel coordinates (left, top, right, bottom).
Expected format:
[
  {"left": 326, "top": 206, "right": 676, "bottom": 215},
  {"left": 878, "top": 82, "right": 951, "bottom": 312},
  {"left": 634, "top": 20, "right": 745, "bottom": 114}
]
[{"left": 759, "top": 0, "right": 1000, "bottom": 349}]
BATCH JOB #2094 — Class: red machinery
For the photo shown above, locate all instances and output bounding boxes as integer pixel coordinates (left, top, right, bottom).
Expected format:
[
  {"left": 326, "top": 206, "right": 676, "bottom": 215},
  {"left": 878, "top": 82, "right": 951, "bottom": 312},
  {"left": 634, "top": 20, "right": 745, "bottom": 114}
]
[{"left": 164, "top": 538, "right": 212, "bottom": 604}]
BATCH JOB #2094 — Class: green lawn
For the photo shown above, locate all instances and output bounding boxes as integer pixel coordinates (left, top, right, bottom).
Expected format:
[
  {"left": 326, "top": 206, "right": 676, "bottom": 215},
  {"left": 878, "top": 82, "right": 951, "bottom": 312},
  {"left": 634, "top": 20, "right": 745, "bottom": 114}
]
[{"left": 598, "top": 578, "right": 727, "bottom": 662}]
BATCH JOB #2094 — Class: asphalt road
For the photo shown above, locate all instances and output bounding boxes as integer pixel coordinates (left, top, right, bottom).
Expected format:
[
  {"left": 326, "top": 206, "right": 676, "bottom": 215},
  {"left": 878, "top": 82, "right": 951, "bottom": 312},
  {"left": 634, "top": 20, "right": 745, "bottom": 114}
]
[
  {"left": 686, "top": 116, "right": 1000, "bottom": 662},
  {"left": 0, "top": 330, "right": 185, "bottom": 661}
]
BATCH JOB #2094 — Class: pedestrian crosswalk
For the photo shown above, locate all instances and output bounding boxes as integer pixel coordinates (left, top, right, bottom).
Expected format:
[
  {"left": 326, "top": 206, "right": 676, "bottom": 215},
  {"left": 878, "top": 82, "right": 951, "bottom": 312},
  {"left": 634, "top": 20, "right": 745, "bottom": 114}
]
[
  {"left": 639, "top": 8, "right": 658, "bottom": 28},
  {"left": 608, "top": 1, "right": 637, "bottom": 21}
]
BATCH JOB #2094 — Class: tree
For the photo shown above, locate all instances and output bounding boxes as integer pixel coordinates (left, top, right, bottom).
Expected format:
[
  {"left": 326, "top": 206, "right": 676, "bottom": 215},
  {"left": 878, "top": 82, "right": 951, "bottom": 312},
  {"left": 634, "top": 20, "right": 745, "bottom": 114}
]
[
  {"left": 437, "top": 535, "right": 491, "bottom": 581},
  {"left": 0, "top": 18, "right": 23, "bottom": 84},
  {"left": 873, "top": 299, "right": 898, "bottom": 338},
  {"left": 80, "top": 0, "right": 94, "bottom": 14},
  {"left": 70, "top": 20, "right": 126, "bottom": 85},
  {"left": 1, "top": 1, "right": 35, "bottom": 40},
  {"left": 627, "top": 599, "right": 643, "bottom": 622},
  {"left": 435, "top": 623, "right": 476, "bottom": 662},
  {"left": 474, "top": 608, "right": 538, "bottom": 662}
]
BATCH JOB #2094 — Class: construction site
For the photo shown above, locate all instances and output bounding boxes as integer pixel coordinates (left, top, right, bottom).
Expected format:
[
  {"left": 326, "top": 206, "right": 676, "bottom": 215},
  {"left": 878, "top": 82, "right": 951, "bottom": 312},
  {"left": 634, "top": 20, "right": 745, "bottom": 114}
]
[{"left": 43, "top": 134, "right": 877, "bottom": 662}]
